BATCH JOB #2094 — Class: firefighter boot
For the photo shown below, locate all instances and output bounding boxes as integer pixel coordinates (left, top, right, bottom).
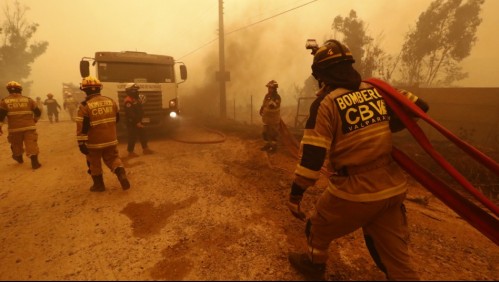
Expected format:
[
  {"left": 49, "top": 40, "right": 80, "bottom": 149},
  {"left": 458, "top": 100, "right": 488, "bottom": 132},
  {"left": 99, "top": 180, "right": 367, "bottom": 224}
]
[
  {"left": 12, "top": 155, "right": 24, "bottom": 164},
  {"left": 115, "top": 167, "right": 130, "bottom": 190},
  {"left": 90, "top": 175, "right": 105, "bottom": 192},
  {"left": 30, "top": 155, "right": 42, "bottom": 169},
  {"left": 288, "top": 252, "right": 326, "bottom": 281}
]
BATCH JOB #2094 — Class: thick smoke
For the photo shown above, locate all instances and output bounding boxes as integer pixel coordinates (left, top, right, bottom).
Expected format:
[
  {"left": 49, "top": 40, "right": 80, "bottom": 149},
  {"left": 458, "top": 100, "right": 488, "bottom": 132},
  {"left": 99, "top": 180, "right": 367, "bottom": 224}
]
[{"left": 181, "top": 23, "right": 315, "bottom": 125}]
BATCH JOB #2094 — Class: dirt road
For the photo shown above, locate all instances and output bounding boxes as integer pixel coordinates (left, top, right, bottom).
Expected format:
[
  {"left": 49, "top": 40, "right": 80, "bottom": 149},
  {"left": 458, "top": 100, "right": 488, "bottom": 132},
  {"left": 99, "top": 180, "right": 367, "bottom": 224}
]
[{"left": 0, "top": 118, "right": 497, "bottom": 280}]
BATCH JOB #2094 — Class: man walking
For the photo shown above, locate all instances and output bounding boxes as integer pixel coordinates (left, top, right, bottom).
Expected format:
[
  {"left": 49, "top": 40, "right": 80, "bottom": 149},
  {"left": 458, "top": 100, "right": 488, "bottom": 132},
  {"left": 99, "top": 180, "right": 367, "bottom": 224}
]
[
  {"left": 63, "top": 92, "right": 79, "bottom": 121},
  {"left": 286, "top": 40, "right": 429, "bottom": 280},
  {"left": 76, "top": 76, "right": 130, "bottom": 192},
  {"left": 44, "top": 93, "right": 61, "bottom": 123},
  {"left": 0, "top": 81, "right": 42, "bottom": 169}
]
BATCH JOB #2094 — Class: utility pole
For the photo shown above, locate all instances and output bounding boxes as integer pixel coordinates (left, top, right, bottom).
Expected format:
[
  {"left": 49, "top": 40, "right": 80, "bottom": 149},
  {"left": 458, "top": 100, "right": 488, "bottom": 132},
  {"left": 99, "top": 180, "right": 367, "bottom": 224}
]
[{"left": 218, "top": 0, "right": 227, "bottom": 119}]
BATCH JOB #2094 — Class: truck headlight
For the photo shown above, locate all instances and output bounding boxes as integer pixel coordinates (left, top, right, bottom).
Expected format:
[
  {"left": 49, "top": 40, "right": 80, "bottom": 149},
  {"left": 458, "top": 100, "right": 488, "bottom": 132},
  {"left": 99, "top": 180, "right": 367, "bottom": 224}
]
[{"left": 169, "top": 111, "right": 177, "bottom": 118}]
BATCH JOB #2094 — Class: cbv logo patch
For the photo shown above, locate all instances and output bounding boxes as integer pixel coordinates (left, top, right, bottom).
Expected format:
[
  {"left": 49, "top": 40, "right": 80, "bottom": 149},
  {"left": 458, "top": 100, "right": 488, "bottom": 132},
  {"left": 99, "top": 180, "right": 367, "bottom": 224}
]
[{"left": 334, "top": 87, "right": 390, "bottom": 134}]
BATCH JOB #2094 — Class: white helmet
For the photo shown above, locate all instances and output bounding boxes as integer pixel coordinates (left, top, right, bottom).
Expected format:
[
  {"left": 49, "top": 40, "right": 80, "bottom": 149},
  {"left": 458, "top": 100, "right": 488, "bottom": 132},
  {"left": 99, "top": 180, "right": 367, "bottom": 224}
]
[{"left": 125, "top": 83, "right": 140, "bottom": 92}]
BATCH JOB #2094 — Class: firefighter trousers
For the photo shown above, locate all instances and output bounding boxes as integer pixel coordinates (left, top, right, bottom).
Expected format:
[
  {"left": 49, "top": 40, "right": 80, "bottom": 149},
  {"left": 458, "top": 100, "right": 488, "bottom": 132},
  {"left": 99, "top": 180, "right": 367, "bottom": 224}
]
[
  {"left": 7, "top": 130, "right": 39, "bottom": 157},
  {"left": 307, "top": 190, "right": 419, "bottom": 280},
  {"left": 127, "top": 125, "right": 148, "bottom": 152},
  {"left": 86, "top": 146, "right": 123, "bottom": 176}
]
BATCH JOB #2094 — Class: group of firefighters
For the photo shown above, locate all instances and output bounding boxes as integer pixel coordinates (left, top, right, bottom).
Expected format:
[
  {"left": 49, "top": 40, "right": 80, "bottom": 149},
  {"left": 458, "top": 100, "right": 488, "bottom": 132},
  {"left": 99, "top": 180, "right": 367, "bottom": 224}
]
[
  {"left": 0, "top": 79, "right": 152, "bottom": 192},
  {"left": 0, "top": 38, "right": 444, "bottom": 280},
  {"left": 33, "top": 92, "right": 80, "bottom": 123}
]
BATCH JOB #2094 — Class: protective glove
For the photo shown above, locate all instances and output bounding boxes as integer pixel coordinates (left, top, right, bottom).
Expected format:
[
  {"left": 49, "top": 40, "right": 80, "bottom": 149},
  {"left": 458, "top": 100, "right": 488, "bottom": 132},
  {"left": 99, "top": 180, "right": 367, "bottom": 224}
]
[
  {"left": 286, "top": 194, "right": 306, "bottom": 221},
  {"left": 78, "top": 141, "right": 89, "bottom": 155}
]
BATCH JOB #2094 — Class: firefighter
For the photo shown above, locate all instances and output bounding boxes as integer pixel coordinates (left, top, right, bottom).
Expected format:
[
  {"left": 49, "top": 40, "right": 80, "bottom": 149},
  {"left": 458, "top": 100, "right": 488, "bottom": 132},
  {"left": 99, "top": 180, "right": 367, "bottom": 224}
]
[
  {"left": 0, "top": 81, "right": 42, "bottom": 169},
  {"left": 35, "top": 96, "right": 47, "bottom": 121},
  {"left": 63, "top": 92, "right": 79, "bottom": 121},
  {"left": 286, "top": 40, "right": 429, "bottom": 280},
  {"left": 123, "top": 82, "right": 154, "bottom": 157},
  {"left": 44, "top": 93, "right": 62, "bottom": 123},
  {"left": 76, "top": 76, "right": 130, "bottom": 192},
  {"left": 259, "top": 80, "right": 281, "bottom": 152}
]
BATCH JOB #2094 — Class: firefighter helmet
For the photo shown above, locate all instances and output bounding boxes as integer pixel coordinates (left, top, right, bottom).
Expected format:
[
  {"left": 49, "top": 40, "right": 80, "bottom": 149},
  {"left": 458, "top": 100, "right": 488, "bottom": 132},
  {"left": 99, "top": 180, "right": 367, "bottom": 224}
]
[
  {"left": 80, "top": 76, "right": 103, "bottom": 92},
  {"left": 266, "top": 80, "right": 278, "bottom": 89},
  {"left": 125, "top": 82, "right": 140, "bottom": 92},
  {"left": 312, "top": 39, "right": 355, "bottom": 76},
  {"left": 6, "top": 81, "right": 22, "bottom": 93}
]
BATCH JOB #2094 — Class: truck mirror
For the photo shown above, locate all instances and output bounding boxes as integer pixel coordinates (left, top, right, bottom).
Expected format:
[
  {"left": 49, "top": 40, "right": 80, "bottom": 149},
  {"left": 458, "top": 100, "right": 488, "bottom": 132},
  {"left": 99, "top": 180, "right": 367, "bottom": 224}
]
[
  {"left": 80, "top": 61, "right": 90, "bottom": 78},
  {"left": 180, "top": 65, "right": 187, "bottom": 80}
]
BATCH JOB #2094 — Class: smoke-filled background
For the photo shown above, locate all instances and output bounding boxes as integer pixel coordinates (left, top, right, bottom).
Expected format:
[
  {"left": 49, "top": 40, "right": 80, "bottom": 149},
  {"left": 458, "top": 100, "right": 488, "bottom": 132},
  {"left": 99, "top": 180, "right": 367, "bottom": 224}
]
[{"left": 6, "top": 0, "right": 499, "bottom": 122}]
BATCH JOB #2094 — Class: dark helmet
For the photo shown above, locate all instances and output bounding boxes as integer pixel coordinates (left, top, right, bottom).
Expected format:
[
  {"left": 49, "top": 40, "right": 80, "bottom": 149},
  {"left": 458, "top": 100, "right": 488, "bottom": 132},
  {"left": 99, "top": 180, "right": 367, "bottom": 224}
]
[
  {"left": 266, "top": 80, "right": 278, "bottom": 89},
  {"left": 6, "top": 81, "right": 23, "bottom": 93},
  {"left": 311, "top": 40, "right": 355, "bottom": 78}
]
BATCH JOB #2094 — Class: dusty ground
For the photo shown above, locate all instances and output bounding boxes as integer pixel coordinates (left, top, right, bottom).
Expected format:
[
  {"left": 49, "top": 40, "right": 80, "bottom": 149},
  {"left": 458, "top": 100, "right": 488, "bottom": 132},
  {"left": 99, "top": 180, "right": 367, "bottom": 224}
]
[{"left": 0, "top": 115, "right": 497, "bottom": 281}]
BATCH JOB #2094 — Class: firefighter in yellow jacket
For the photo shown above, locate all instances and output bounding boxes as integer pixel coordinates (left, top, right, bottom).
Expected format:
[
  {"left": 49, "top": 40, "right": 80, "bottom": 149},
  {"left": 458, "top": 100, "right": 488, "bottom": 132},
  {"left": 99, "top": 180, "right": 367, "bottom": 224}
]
[
  {"left": 0, "top": 81, "right": 42, "bottom": 169},
  {"left": 286, "top": 40, "right": 429, "bottom": 280},
  {"left": 259, "top": 80, "right": 281, "bottom": 152},
  {"left": 76, "top": 76, "right": 130, "bottom": 192}
]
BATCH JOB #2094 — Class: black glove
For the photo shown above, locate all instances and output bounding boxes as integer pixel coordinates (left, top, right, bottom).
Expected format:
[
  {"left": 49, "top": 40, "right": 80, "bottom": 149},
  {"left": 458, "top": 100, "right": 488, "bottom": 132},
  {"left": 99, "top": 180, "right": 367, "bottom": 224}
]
[
  {"left": 78, "top": 142, "right": 89, "bottom": 155},
  {"left": 286, "top": 182, "right": 307, "bottom": 221}
]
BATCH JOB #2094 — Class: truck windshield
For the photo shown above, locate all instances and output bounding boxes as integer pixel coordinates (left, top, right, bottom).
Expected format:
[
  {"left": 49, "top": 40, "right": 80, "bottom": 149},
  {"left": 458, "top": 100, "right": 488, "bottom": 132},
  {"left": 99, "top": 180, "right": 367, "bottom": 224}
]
[{"left": 97, "top": 62, "right": 174, "bottom": 83}]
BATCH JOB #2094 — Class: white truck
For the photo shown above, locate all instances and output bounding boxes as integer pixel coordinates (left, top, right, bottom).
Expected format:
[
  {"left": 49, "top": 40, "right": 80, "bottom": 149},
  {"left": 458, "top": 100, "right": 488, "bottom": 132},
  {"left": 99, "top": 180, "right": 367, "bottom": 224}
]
[{"left": 79, "top": 51, "right": 187, "bottom": 133}]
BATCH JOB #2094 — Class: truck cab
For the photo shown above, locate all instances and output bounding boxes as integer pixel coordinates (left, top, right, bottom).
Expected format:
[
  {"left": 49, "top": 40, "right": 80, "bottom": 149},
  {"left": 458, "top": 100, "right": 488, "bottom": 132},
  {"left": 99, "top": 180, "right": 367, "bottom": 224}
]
[{"left": 79, "top": 51, "right": 187, "bottom": 134}]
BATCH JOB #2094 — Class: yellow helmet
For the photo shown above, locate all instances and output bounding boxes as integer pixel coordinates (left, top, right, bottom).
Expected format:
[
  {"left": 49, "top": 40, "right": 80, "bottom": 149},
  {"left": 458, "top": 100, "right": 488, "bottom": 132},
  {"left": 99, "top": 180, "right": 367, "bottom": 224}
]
[
  {"left": 80, "top": 76, "right": 102, "bottom": 91},
  {"left": 6, "top": 81, "right": 23, "bottom": 93}
]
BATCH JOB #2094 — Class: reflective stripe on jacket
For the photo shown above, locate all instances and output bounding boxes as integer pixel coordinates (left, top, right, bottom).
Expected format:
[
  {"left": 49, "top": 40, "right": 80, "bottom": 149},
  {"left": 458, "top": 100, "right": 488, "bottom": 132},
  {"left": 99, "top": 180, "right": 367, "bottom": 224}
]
[
  {"left": 76, "top": 94, "right": 119, "bottom": 149},
  {"left": 0, "top": 94, "right": 39, "bottom": 132},
  {"left": 295, "top": 82, "right": 425, "bottom": 202}
]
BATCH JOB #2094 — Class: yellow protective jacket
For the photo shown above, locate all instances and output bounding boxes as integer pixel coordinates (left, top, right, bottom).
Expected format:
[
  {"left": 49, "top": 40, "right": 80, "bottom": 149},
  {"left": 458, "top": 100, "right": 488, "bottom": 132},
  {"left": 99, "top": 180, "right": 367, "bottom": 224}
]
[
  {"left": 260, "top": 92, "right": 281, "bottom": 125},
  {"left": 0, "top": 94, "right": 41, "bottom": 133},
  {"left": 294, "top": 82, "right": 425, "bottom": 202},
  {"left": 76, "top": 94, "right": 119, "bottom": 149}
]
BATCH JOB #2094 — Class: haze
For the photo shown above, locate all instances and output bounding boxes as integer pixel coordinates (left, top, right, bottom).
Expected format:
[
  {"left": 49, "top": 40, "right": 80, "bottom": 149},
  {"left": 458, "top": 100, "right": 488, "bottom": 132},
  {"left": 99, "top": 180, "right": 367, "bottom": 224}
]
[{"left": 13, "top": 0, "right": 499, "bottom": 105}]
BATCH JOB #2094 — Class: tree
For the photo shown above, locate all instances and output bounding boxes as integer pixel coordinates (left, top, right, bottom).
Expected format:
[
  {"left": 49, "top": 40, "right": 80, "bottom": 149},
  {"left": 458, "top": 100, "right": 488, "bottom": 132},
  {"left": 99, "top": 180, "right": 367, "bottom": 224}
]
[
  {"left": 399, "top": 0, "right": 483, "bottom": 86},
  {"left": 331, "top": 10, "right": 394, "bottom": 80},
  {"left": 0, "top": 0, "right": 48, "bottom": 97}
]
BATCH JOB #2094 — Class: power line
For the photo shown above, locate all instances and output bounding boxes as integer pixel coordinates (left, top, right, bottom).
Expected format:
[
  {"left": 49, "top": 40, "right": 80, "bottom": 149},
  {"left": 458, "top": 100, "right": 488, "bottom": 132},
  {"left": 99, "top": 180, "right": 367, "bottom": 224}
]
[
  {"left": 178, "top": 38, "right": 218, "bottom": 60},
  {"left": 178, "top": 0, "right": 318, "bottom": 60},
  {"left": 225, "top": 0, "right": 317, "bottom": 35},
  {"left": 243, "top": 0, "right": 316, "bottom": 26}
]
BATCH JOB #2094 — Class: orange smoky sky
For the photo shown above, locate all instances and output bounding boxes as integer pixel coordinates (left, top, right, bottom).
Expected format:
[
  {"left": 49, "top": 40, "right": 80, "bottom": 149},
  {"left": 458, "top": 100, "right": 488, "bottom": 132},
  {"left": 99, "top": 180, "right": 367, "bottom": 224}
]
[{"left": 8, "top": 0, "right": 499, "bottom": 108}]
